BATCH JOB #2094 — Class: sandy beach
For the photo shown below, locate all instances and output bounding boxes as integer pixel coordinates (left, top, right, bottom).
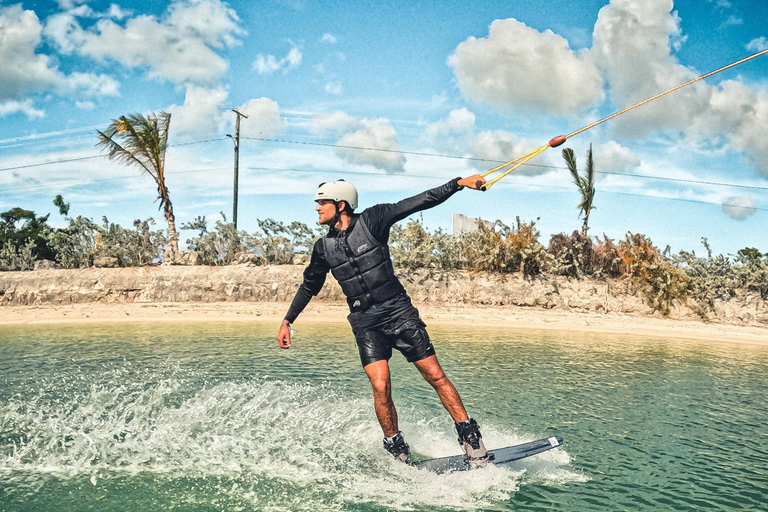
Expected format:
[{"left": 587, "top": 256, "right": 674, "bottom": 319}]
[{"left": 2, "top": 301, "right": 766, "bottom": 346}]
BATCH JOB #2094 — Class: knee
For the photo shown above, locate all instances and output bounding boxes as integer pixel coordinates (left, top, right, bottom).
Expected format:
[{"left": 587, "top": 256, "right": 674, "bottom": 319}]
[{"left": 370, "top": 378, "right": 391, "bottom": 398}]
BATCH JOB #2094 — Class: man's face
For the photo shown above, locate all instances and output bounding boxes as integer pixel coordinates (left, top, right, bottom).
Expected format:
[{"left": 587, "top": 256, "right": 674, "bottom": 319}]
[{"left": 316, "top": 200, "right": 336, "bottom": 225}]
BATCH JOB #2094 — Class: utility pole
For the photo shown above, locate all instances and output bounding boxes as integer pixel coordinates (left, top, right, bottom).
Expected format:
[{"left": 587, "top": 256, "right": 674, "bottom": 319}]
[{"left": 229, "top": 108, "right": 248, "bottom": 229}]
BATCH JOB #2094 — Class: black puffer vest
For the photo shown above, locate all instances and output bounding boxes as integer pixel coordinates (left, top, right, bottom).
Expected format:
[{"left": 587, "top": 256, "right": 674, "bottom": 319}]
[{"left": 322, "top": 215, "right": 405, "bottom": 312}]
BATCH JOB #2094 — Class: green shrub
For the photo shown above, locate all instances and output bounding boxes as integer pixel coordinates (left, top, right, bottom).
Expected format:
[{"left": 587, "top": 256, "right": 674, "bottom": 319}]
[
  {"left": 0, "top": 207, "right": 55, "bottom": 261},
  {"left": 183, "top": 217, "right": 317, "bottom": 266},
  {"left": 250, "top": 219, "right": 316, "bottom": 265},
  {"left": 183, "top": 216, "right": 245, "bottom": 266},
  {"left": 733, "top": 248, "right": 768, "bottom": 300},
  {"left": 459, "top": 217, "right": 548, "bottom": 277},
  {"left": 671, "top": 238, "right": 737, "bottom": 316},
  {"left": 0, "top": 239, "right": 36, "bottom": 271},
  {"left": 548, "top": 232, "right": 621, "bottom": 279},
  {"left": 618, "top": 233, "right": 689, "bottom": 315},
  {"left": 96, "top": 217, "right": 167, "bottom": 266},
  {"left": 47, "top": 215, "right": 99, "bottom": 269},
  {"left": 390, "top": 221, "right": 458, "bottom": 269}
]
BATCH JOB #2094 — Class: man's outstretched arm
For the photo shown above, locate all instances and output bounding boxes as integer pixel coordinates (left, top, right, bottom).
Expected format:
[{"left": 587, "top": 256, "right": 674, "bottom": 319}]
[
  {"left": 278, "top": 241, "right": 329, "bottom": 348},
  {"left": 365, "top": 174, "right": 486, "bottom": 241}
]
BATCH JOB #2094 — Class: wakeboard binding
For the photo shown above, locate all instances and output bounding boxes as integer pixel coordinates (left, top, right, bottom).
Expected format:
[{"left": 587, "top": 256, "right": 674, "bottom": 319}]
[
  {"left": 456, "top": 418, "right": 493, "bottom": 466},
  {"left": 383, "top": 431, "right": 411, "bottom": 463}
]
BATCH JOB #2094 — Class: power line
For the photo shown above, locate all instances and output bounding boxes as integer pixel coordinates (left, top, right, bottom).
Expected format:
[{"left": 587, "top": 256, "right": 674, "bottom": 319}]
[
  {"left": 0, "top": 137, "right": 227, "bottom": 174},
  {"left": 3, "top": 133, "right": 767, "bottom": 194},
  {"left": 595, "top": 170, "right": 768, "bottom": 191},
  {"left": 2, "top": 167, "right": 230, "bottom": 193},
  {"left": 0, "top": 155, "right": 102, "bottom": 172},
  {"left": 242, "top": 135, "right": 768, "bottom": 192},
  {"left": 2, "top": 163, "right": 764, "bottom": 213}
]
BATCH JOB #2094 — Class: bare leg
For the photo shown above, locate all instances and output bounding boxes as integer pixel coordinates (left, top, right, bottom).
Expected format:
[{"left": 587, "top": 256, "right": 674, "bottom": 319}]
[
  {"left": 413, "top": 355, "right": 469, "bottom": 423},
  {"left": 363, "top": 359, "right": 399, "bottom": 437}
]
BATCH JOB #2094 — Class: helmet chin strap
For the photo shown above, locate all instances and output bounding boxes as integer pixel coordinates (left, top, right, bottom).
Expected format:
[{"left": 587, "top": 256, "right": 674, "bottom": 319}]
[{"left": 329, "top": 202, "right": 342, "bottom": 230}]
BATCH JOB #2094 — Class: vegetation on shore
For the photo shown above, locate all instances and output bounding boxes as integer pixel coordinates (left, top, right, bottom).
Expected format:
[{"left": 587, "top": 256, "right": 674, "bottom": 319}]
[{"left": 1, "top": 200, "right": 766, "bottom": 319}]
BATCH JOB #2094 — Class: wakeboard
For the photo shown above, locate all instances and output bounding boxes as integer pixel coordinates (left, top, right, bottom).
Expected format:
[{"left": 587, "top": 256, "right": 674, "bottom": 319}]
[{"left": 410, "top": 436, "right": 563, "bottom": 474}]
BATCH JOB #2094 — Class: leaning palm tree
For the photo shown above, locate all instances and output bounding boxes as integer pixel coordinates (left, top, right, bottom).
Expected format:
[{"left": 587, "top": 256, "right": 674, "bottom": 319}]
[
  {"left": 96, "top": 112, "right": 179, "bottom": 256},
  {"left": 562, "top": 144, "right": 596, "bottom": 236}
]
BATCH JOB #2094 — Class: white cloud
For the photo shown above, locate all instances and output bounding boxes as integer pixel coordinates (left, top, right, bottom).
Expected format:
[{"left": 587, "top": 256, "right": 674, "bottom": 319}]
[
  {"left": 106, "top": 4, "right": 131, "bottom": 20},
  {"left": 167, "top": 93, "right": 286, "bottom": 142},
  {"left": 591, "top": 0, "right": 706, "bottom": 136},
  {"left": 45, "top": 0, "right": 244, "bottom": 87},
  {"left": 449, "top": 18, "right": 604, "bottom": 113},
  {"left": 711, "top": 0, "right": 732, "bottom": 8},
  {"left": 593, "top": 140, "right": 641, "bottom": 175},
  {"left": 310, "top": 111, "right": 362, "bottom": 136},
  {"left": 167, "top": 85, "right": 229, "bottom": 140},
  {"left": 320, "top": 33, "right": 337, "bottom": 44},
  {"left": 56, "top": 0, "right": 89, "bottom": 10},
  {"left": 0, "top": 99, "right": 45, "bottom": 118},
  {"left": 311, "top": 112, "right": 406, "bottom": 173},
  {"left": 746, "top": 37, "right": 768, "bottom": 52},
  {"left": 336, "top": 118, "right": 406, "bottom": 173},
  {"left": 0, "top": 6, "right": 60, "bottom": 100},
  {"left": 421, "top": 107, "right": 475, "bottom": 150},
  {"left": 468, "top": 130, "right": 545, "bottom": 176},
  {"left": 722, "top": 196, "right": 757, "bottom": 220},
  {"left": 75, "top": 100, "right": 95, "bottom": 110},
  {"left": 721, "top": 15, "right": 743, "bottom": 27},
  {"left": 0, "top": 5, "right": 118, "bottom": 118},
  {"left": 591, "top": 0, "right": 768, "bottom": 176},
  {"left": 421, "top": 108, "right": 552, "bottom": 177},
  {"left": 58, "top": 72, "right": 120, "bottom": 98},
  {"left": 166, "top": 0, "right": 242, "bottom": 48},
  {"left": 693, "top": 80, "right": 768, "bottom": 175},
  {"left": 253, "top": 45, "right": 302, "bottom": 75},
  {"left": 237, "top": 97, "right": 286, "bottom": 137},
  {"left": 324, "top": 81, "right": 343, "bottom": 95}
]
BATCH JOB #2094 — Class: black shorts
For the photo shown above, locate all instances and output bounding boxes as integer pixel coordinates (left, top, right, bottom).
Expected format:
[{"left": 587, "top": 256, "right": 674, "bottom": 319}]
[{"left": 355, "top": 319, "right": 436, "bottom": 367}]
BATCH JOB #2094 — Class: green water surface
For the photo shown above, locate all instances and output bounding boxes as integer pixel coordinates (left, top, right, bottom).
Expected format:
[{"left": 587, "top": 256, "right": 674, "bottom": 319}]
[{"left": 1, "top": 321, "right": 766, "bottom": 511}]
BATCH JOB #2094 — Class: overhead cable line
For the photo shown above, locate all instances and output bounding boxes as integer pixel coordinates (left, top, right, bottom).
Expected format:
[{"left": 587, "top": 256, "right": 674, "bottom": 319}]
[
  {"left": 0, "top": 137, "right": 227, "bottom": 174},
  {"left": 3, "top": 164, "right": 764, "bottom": 213},
  {"left": 3, "top": 133, "right": 767, "bottom": 192},
  {"left": 2, "top": 167, "right": 231, "bottom": 193},
  {"left": 240, "top": 135, "right": 768, "bottom": 191},
  {"left": 515, "top": 181, "right": 768, "bottom": 213}
]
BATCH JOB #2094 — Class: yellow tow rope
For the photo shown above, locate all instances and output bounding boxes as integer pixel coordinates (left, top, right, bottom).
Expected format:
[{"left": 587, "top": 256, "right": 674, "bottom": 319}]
[{"left": 479, "top": 47, "right": 768, "bottom": 191}]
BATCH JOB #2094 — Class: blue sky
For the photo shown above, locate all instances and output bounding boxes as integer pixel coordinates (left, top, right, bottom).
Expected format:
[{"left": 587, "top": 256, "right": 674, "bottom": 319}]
[{"left": 1, "top": 0, "right": 767, "bottom": 256}]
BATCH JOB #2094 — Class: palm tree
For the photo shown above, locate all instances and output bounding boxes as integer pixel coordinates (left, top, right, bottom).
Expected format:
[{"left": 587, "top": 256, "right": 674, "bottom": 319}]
[
  {"left": 562, "top": 144, "right": 596, "bottom": 236},
  {"left": 96, "top": 112, "right": 179, "bottom": 256}
]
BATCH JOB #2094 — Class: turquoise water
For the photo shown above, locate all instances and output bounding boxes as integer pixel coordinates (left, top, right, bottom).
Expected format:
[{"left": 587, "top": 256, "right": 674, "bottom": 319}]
[{"left": 1, "top": 321, "right": 767, "bottom": 511}]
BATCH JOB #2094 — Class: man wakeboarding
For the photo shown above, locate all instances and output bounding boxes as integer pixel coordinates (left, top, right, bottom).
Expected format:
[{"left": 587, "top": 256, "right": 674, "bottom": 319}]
[{"left": 277, "top": 175, "right": 489, "bottom": 464}]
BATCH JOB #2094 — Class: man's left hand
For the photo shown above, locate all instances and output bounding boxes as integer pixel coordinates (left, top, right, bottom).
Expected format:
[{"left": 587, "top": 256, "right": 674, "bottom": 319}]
[{"left": 458, "top": 174, "right": 486, "bottom": 190}]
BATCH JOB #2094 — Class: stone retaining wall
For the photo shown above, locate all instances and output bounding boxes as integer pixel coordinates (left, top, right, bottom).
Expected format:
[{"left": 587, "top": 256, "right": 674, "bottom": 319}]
[{"left": 1, "top": 265, "right": 766, "bottom": 326}]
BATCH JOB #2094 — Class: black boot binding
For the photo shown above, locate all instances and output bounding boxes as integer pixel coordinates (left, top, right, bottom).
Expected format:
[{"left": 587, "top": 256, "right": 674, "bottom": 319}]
[
  {"left": 383, "top": 431, "right": 411, "bottom": 463},
  {"left": 456, "top": 418, "right": 492, "bottom": 465}
]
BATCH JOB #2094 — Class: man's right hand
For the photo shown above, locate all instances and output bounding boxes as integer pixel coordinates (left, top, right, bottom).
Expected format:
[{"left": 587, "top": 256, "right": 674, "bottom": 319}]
[
  {"left": 458, "top": 174, "right": 486, "bottom": 190},
  {"left": 277, "top": 323, "right": 292, "bottom": 349}
]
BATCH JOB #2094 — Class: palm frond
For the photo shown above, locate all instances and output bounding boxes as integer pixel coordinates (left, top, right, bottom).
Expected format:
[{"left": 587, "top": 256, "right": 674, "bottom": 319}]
[
  {"left": 583, "top": 144, "right": 596, "bottom": 215},
  {"left": 562, "top": 148, "right": 579, "bottom": 188},
  {"left": 585, "top": 143, "right": 595, "bottom": 190}
]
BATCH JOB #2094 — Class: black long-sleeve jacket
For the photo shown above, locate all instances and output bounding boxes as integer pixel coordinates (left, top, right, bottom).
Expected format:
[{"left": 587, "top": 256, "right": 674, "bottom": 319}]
[{"left": 284, "top": 178, "right": 462, "bottom": 326}]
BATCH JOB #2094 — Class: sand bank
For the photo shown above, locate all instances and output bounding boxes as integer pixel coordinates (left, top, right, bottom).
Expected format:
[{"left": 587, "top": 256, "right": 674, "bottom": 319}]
[{"left": 1, "top": 301, "right": 765, "bottom": 346}]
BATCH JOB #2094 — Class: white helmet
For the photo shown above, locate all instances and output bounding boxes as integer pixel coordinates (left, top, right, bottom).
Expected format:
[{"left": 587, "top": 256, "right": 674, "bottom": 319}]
[{"left": 314, "top": 180, "right": 358, "bottom": 210}]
